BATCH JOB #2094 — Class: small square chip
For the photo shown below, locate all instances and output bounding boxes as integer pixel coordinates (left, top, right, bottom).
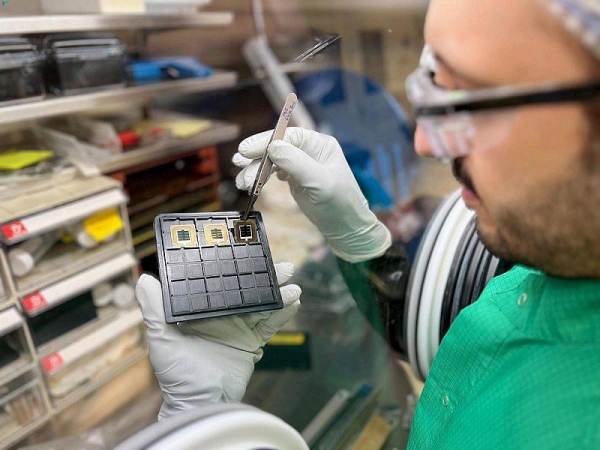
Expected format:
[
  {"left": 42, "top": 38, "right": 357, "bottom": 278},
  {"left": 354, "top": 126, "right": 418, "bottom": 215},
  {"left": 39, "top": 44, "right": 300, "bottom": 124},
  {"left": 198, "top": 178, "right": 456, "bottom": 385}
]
[
  {"left": 170, "top": 225, "right": 198, "bottom": 248},
  {"left": 233, "top": 220, "right": 259, "bottom": 244},
  {"left": 204, "top": 224, "right": 230, "bottom": 246}
]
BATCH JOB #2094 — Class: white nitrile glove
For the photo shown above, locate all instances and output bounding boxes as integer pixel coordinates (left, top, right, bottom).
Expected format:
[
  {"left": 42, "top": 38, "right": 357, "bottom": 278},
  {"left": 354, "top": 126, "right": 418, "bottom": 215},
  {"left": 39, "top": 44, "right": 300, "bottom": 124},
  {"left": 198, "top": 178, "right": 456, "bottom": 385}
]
[
  {"left": 135, "top": 262, "right": 301, "bottom": 420},
  {"left": 234, "top": 128, "right": 392, "bottom": 263}
]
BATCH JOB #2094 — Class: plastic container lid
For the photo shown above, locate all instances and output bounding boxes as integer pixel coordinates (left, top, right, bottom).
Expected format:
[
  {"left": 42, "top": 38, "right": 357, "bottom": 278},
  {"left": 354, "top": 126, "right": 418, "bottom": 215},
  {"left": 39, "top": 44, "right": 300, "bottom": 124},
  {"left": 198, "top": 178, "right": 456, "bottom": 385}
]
[
  {"left": 0, "top": 38, "right": 44, "bottom": 69},
  {"left": 43, "top": 34, "right": 124, "bottom": 60}
]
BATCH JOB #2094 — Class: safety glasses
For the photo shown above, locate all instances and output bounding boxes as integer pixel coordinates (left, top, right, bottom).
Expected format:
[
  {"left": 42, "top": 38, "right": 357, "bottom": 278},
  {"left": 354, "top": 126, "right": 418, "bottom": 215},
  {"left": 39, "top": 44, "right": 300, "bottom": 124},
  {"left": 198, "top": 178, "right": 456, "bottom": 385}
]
[{"left": 406, "top": 45, "right": 600, "bottom": 159}]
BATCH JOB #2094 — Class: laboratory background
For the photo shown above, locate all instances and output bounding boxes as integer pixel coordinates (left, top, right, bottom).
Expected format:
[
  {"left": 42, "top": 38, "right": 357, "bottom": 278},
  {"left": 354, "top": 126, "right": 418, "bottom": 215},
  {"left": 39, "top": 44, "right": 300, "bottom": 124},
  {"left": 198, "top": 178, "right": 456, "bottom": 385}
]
[{"left": 0, "top": 0, "right": 474, "bottom": 448}]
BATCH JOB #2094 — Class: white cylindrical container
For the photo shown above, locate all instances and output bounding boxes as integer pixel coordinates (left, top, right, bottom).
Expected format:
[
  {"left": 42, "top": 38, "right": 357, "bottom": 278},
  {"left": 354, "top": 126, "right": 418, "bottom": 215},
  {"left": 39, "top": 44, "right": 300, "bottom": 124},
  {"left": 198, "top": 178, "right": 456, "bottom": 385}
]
[
  {"left": 70, "top": 225, "right": 118, "bottom": 249},
  {"left": 9, "top": 231, "right": 62, "bottom": 277}
]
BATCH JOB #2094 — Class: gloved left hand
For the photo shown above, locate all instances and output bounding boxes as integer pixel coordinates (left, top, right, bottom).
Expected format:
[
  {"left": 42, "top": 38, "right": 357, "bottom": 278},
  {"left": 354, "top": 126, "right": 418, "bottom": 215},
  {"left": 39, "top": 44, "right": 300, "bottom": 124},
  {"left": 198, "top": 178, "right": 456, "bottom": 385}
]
[{"left": 135, "top": 262, "right": 301, "bottom": 420}]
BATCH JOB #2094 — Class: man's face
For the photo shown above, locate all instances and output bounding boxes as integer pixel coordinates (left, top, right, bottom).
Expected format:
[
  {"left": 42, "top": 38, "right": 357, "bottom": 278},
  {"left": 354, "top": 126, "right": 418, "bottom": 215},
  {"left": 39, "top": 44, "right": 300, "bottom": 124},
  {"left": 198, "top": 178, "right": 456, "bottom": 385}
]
[{"left": 416, "top": 0, "right": 600, "bottom": 278}]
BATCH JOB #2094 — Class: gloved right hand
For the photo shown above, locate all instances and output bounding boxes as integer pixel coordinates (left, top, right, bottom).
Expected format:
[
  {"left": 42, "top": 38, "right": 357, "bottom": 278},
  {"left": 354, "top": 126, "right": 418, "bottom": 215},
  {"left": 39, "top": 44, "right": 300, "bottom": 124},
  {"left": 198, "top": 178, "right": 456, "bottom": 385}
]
[{"left": 234, "top": 128, "right": 391, "bottom": 263}]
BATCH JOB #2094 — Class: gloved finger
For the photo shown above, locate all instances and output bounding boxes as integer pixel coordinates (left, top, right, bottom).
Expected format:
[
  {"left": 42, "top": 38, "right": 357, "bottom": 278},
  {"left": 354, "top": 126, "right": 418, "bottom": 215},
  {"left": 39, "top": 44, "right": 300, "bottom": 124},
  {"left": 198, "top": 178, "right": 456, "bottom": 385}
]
[
  {"left": 238, "top": 280, "right": 299, "bottom": 330},
  {"left": 235, "top": 159, "right": 261, "bottom": 191},
  {"left": 280, "top": 283, "right": 302, "bottom": 306},
  {"left": 267, "top": 140, "right": 325, "bottom": 188},
  {"left": 238, "top": 128, "right": 305, "bottom": 160},
  {"left": 232, "top": 153, "right": 252, "bottom": 168},
  {"left": 254, "top": 284, "right": 302, "bottom": 343},
  {"left": 276, "top": 170, "right": 289, "bottom": 182},
  {"left": 135, "top": 274, "right": 178, "bottom": 336},
  {"left": 274, "top": 262, "right": 294, "bottom": 285}
]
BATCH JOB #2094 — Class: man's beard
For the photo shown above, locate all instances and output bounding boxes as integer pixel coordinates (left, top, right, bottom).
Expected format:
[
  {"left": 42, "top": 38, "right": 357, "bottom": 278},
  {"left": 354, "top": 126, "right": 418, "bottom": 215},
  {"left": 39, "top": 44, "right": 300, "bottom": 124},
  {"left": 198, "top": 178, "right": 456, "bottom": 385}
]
[{"left": 475, "top": 170, "right": 600, "bottom": 279}]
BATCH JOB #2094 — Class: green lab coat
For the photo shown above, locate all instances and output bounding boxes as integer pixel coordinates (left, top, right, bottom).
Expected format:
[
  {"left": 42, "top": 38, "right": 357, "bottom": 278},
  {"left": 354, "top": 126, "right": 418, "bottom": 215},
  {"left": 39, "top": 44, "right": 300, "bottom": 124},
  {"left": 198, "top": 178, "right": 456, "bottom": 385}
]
[{"left": 407, "top": 265, "right": 600, "bottom": 449}]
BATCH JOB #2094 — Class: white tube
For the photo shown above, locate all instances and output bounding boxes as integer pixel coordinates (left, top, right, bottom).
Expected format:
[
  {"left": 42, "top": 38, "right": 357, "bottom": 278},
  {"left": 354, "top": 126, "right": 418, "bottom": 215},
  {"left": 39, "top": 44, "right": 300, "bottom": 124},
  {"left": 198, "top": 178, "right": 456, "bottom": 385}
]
[
  {"left": 9, "top": 230, "right": 62, "bottom": 277},
  {"left": 69, "top": 224, "right": 118, "bottom": 249}
]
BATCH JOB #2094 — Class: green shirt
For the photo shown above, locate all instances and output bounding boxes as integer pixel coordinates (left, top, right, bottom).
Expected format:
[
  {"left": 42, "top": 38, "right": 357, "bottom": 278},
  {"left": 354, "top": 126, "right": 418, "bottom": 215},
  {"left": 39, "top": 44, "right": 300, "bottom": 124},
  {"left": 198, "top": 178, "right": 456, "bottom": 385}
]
[{"left": 407, "top": 266, "right": 600, "bottom": 449}]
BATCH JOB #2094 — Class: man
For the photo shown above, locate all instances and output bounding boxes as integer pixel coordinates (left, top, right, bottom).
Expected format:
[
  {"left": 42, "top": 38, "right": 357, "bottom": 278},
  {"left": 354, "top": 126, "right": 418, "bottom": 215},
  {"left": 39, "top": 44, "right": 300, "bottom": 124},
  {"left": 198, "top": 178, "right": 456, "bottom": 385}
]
[{"left": 136, "top": 0, "right": 600, "bottom": 447}]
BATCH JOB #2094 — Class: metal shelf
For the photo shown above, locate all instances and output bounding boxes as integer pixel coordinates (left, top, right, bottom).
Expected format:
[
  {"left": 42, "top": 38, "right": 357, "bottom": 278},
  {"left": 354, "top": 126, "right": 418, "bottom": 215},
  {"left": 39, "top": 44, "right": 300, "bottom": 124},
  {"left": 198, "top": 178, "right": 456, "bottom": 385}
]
[
  {"left": 0, "top": 12, "right": 234, "bottom": 35},
  {"left": 0, "top": 72, "right": 238, "bottom": 126},
  {"left": 100, "top": 120, "right": 240, "bottom": 173}
]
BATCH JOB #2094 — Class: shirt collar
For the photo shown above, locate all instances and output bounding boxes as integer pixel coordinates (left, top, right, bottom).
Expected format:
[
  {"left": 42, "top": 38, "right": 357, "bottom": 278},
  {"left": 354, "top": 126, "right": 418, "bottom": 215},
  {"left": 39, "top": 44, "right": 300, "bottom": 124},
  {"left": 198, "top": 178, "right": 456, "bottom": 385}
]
[{"left": 494, "top": 265, "right": 600, "bottom": 343}]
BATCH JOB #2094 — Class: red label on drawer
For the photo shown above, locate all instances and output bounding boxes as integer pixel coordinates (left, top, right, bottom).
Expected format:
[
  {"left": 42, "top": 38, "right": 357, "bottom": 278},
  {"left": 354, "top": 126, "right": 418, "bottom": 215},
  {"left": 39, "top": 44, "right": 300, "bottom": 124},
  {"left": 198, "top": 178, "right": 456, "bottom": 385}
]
[
  {"left": 1, "top": 221, "right": 27, "bottom": 240},
  {"left": 22, "top": 292, "right": 47, "bottom": 314},
  {"left": 42, "top": 353, "right": 64, "bottom": 374}
]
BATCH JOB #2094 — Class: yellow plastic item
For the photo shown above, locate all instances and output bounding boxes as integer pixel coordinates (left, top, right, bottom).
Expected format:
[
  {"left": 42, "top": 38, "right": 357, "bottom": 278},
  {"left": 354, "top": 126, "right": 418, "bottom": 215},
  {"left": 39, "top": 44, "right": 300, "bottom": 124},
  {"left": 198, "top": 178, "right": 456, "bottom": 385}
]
[
  {"left": 0, "top": 150, "right": 54, "bottom": 170},
  {"left": 268, "top": 332, "right": 306, "bottom": 346},
  {"left": 133, "top": 120, "right": 211, "bottom": 139},
  {"left": 83, "top": 208, "right": 124, "bottom": 242}
]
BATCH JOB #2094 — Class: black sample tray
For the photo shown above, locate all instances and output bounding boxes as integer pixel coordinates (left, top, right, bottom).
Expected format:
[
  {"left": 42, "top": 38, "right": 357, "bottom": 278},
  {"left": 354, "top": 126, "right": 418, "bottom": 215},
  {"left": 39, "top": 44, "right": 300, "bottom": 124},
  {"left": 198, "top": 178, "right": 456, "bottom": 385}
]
[{"left": 154, "top": 212, "right": 283, "bottom": 322}]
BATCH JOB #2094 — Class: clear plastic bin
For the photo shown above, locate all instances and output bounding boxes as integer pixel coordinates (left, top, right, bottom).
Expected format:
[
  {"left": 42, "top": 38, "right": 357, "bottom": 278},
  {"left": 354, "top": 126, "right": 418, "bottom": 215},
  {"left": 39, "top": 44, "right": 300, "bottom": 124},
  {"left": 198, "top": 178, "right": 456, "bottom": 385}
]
[
  {"left": 0, "top": 38, "right": 45, "bottom": 106},
  {"left": 42, "top": 34, "right": 126, "bottom": 96},
  {"left": 0, "top": 187, "right": 129, "bottom": 293},
  {"left": 40, "top": 309, "right": 144, "bottom": 405},
  {"left": 0, "top": 308, "right": 32, "bottom": 381},
  {"left": 0, "top": 371, "right": 46, "bottom": 440},
  {"left": 23, "top": 252, "right": 137, "bottom": 348}
]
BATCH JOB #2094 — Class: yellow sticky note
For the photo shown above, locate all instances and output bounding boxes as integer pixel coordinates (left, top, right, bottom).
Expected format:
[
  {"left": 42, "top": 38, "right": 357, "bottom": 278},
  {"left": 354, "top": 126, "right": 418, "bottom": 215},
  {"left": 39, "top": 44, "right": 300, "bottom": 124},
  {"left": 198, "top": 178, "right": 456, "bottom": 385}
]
[
  {"left": 168, "top": 121, "right": 211, "bottom": 138},
  {"left": 0, "top": 150, "right": 54, "bottom": 170},
  {"left": 83, "top": 208, "right": 124, "bottom": 242},
  {"left": 134, "top": 120, "right": 211, "bottom": 139}
]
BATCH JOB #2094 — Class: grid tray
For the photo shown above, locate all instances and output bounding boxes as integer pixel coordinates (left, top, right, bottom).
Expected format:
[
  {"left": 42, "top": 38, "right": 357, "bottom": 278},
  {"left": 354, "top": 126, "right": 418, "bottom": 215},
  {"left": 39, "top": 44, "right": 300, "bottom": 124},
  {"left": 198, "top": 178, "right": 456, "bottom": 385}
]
[{"left": 154, "top": 212, "right": 283, "bottom": 322}]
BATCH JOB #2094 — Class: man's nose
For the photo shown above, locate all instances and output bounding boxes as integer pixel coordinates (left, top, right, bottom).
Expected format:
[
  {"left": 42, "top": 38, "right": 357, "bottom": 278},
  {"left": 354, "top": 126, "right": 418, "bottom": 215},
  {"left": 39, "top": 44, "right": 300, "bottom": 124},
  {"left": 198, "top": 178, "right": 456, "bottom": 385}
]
[{"left": 414, "top": 125, "right": 434, "bottom": 157}]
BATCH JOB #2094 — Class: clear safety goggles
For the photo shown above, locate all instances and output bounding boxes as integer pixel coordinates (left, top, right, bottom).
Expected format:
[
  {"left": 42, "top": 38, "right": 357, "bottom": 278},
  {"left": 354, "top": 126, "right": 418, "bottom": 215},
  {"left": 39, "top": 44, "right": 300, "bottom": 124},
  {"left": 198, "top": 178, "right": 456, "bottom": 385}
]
[{"left": 405, "top": 45, "right": 600, "bottom": 159}]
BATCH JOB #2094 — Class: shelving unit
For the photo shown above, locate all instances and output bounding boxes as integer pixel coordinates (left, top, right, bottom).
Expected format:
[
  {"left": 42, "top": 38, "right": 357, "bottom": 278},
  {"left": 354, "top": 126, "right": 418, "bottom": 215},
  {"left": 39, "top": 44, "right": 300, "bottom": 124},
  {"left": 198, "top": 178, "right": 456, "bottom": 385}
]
[
  {"left": 100, "top": 120, "right": 239, "bottom": 173},
  {"left": 0, "top": 73, "right": 238, "bottom": 126},
  {"left": 0, "top": 9, "right": 239, "bottom": 448},
  {"left": 0, "top": 12, "right": 234, "bottom": 35}
]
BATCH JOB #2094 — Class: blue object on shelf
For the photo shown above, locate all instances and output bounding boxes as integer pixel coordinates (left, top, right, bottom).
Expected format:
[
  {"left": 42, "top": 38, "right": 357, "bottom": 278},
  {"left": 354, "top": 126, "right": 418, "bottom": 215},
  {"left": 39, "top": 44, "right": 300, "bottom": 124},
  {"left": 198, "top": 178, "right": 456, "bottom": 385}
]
[
  {"left": 128, "top": 57, "right": 213, "bottom": 83},
  {"left": 294, "top": 69, "right": 418, "bottom": 208},
  {"left": 344, "top": 145, "right": 394, "bottom": 209}
]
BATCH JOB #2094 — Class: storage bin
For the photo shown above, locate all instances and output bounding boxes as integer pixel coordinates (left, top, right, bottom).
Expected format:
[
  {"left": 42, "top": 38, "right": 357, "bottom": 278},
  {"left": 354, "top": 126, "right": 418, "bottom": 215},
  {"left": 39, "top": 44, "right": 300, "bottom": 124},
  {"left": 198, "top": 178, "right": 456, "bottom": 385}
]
[
  {"left": 43, "top": 35, "right": 126, "bottom": 96},
  {"left": 0, "top": 184, "right": 130, "bottom": 293},
  {"left": 0, "top": 39, "right": 45, "bottom": 106},
  {"left": 0, "top": 308, "right": 32, "bottom": 381},
  {"left": 0, "top": 371, "right": 46, "bottom": 440},
  {"left": 21, "top": 252, "right": 137, "bottom": 348},
  {"left": 40, "top": 309, "right": 145, "bottom": 405}
]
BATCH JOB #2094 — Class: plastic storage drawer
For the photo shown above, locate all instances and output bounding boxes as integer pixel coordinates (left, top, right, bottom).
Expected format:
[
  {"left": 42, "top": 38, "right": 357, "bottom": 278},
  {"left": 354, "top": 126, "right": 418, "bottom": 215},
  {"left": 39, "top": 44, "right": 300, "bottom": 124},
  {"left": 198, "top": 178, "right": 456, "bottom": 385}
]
[
  {"left": 0, "top": 308, "right": 32, "bottom": 380},
  {"left": 40, "top": 309, "right": 145, "bottom": 406},
  {"left": 0, "top": 188, "right": 129, "bottom": 293},
  {"left": 0, "top": 38, "right": 45, "bottom": 106},
  {"left": 0, "top": 371, "right": 46, "bottom": 441},
  {"left": 43, "top": 34, "right": 126, "bottom": 96},
  {"left": 22, "top": 252, "right": 137, "bottom": 348}
]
